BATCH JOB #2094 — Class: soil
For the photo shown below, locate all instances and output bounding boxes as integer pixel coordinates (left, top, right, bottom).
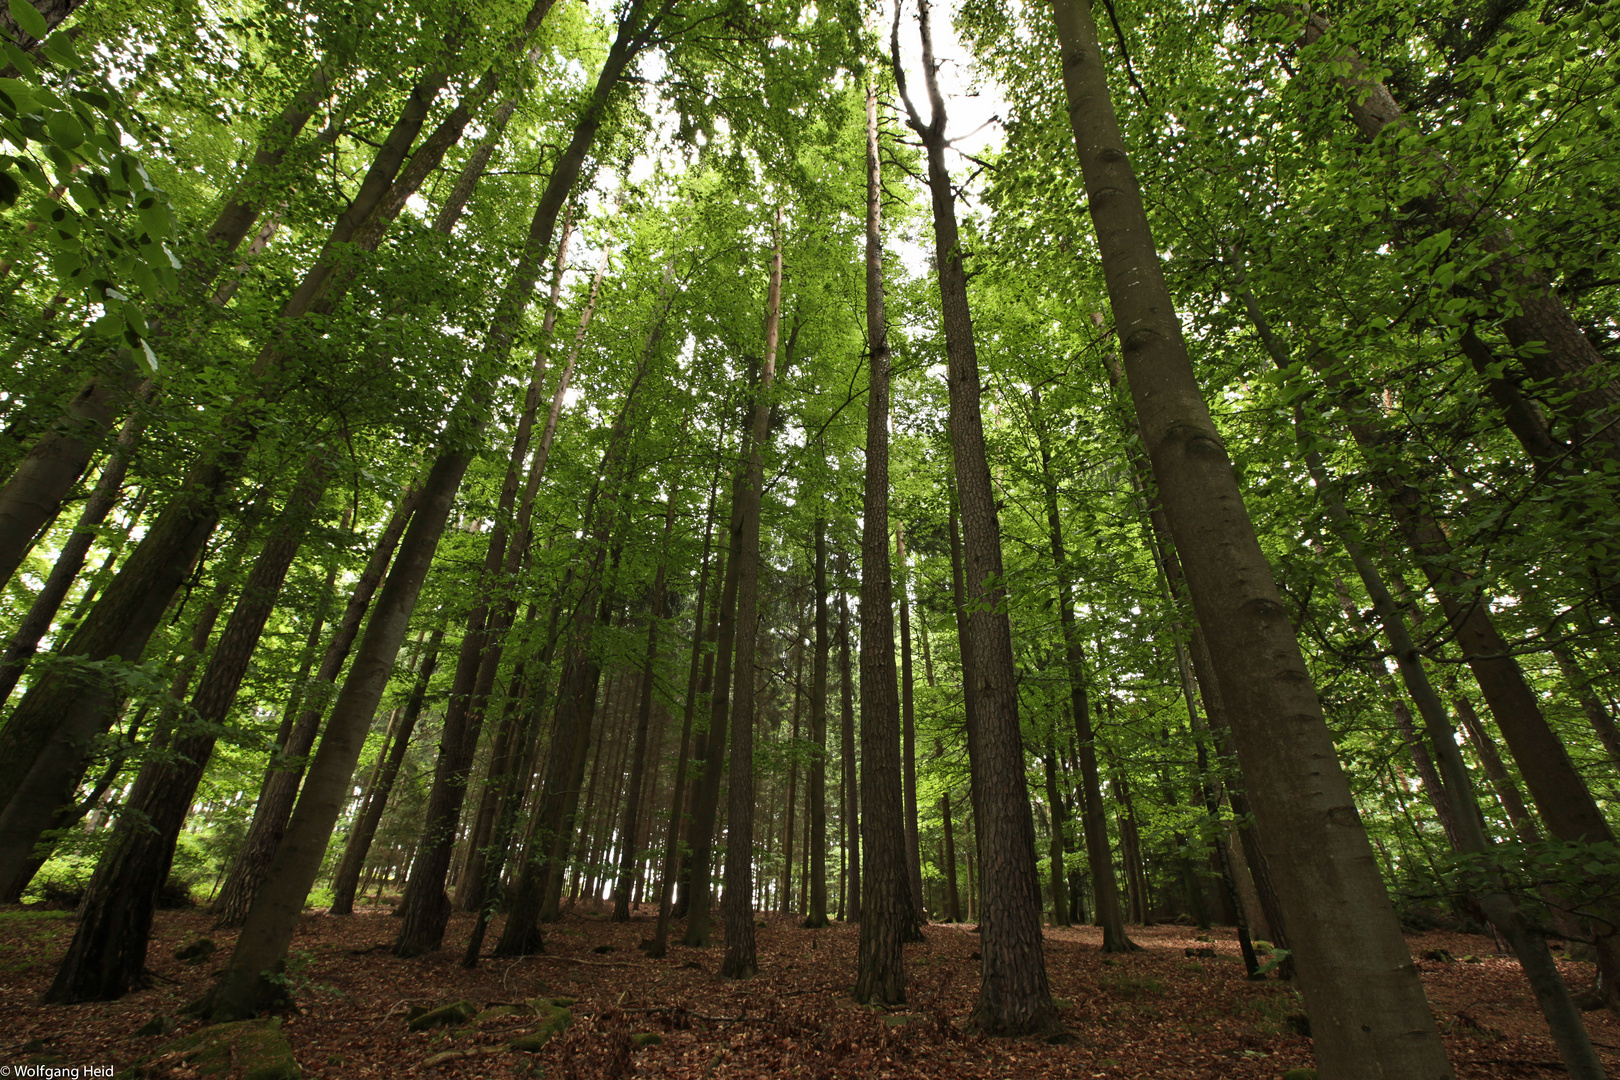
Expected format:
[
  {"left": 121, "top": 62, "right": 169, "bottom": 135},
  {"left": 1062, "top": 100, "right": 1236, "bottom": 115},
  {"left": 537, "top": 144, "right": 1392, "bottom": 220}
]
[{"left": 1, "top": 904, "right": 1615, "bottom": 1079}]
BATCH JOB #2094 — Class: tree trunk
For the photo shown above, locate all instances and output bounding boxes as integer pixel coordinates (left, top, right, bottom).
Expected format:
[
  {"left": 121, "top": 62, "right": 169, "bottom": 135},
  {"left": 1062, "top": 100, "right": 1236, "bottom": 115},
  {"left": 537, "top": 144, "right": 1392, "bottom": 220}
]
[
  {"left": 329, "top": 623, "right": 445, "bottom": 915},
  {"left": 0, "top": 408, "right": 142, "bottom": 709},
  {"left": 894, "top": 0, "right": 1056, "bottom": 1035},
  {"left": 613, "top": 491, "right": 679, "bottom": 921},
  {"left": 650, "top": 474, "right": 721, "bottom": 956},
  {"left": 681, "top": 463, "right": 746, "bottom": 947},
  {"left": 720, "top": 212, "right": 784, "bottom": 981},
  {"left": 1455, "top": 695, "right": 1541, "bottom": 847},
  {"left": 210, "top": 488, "right": 417, "bottom": 926},
  {"left": 1041, "top": 743, "right": 1070, "bottom": 928},
  {"left": 46, "top": 457, "right": 328, "bottom": 1003},
  {"left": 837, "top": 564, "right": 860, "bottom": 923},
  {"left": 1029, "top": 385, "right": 1134, "bottom": 951},
  {"left": 803, "top": 512, "right": 832, "bottom": 929},
  {"left": 896, "top": 524, "right": 926, "bottom": 931},
  {"left": 1046, "top": 0, "right": 1457, "bottom": 1068},
  {"left": 781, "top": 589, "right": 807, "bottom": 915},
  {"left": 852, "top": 95, "right": 910, "bottom": 999}
]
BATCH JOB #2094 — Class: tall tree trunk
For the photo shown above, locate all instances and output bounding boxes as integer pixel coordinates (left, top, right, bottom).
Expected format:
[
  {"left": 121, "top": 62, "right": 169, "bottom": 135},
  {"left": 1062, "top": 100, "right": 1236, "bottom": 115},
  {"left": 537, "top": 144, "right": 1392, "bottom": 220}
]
[
  {"left": 896, "top": 524, "right": 926, "bottom": 931},
  {"left": 46, "top": 458, "right": 329, "bottom": 1003},
  {"left": 852, "top": 93, "right": 910, "bottom": 998},
  {"left": 837, "top": 564, "right": 860, "bottom": 923},
  {"left": 211, "top": 487, "right": 418, "bottom": 927},
  {"left": 681, "top": 463, "right": 747, "bottom": 947},
  {"left": 781, "top": 590, "right": 808, "bottom": 915},
  {"left": 1041, "top": 742, "right": 1070, "bottom": 928},
  {"left": 894, "top": 0, "right": 1055, "bottom": 1035},
  {"left": 941, "top": 787, "right": 961, "bottom": 923},
  {"left": 329, "top": 623, "right": 446, "bottom": 915},
  {"left": 613, "top": 491, "right": 680, "bottom": 921},
  {"left": 720, "top": 212, "right": 784, "bottom": 981},
  {"left": 803, "top": 513, "right": 832, "bottom": 929},
  {"left": 650, "top": 474, "right": 721, "bottom": 956},
  {"left": 1046, "top": 0, "right": 1451, "bottom": 1068}
]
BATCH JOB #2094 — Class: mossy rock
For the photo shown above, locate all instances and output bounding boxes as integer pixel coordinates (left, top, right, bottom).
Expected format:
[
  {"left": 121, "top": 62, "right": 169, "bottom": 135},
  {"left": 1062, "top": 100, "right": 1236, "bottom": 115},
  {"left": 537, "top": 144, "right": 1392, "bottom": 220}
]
[
  {"left": 631, "top": 1032, "right": 662, "bottom": 1047},
  {"left": 474, "top": 1006, "right": 520, "bottom": 1024},
  {"left": 138, "top": 1018, "right": 300, "bottom": 1080},
  {"left": 408, "top": 1000, "right": 478, "bottom": 1032},
  {"left": 134, "top": 1014, "right": 177, "bottom": 1038},
  {"left": 174, "top": 938, "right": 218, "bottom": 964},
  {"left": 508, "top": 1005, "right": 572, "bottom": 1053}
]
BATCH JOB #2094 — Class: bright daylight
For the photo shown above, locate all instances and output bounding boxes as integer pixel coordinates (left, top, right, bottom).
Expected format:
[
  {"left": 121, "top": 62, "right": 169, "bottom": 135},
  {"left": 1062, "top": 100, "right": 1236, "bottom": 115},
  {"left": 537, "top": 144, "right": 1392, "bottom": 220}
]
[{"left": 0, "top": 0, "right": 1617, "bottom": 1077}]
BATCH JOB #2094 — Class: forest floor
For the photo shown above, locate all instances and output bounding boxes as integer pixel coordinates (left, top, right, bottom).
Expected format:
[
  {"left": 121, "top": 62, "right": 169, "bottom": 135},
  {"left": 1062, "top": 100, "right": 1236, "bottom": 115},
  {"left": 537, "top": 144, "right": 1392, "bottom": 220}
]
[{"left": 1, "top": 902, "right": 1616, "bottom": 1079}]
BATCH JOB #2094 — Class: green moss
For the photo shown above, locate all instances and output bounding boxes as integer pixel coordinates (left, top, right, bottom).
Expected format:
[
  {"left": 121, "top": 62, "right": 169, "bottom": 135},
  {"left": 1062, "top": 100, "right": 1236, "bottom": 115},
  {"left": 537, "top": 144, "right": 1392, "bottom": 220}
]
[
  {"left": 407, "top": 1000, "right": 478, "bottom": 1032},
  {"left": 631, "top": 1032, "right": 662, "bottom": 1047},
  {"left": 508, "top": 1005, "right": 572, "bottom": 1053},
  {"left": 1100, "top": 974, "right": 1164, "bottom": 999},
  {"left": 138, "top": 1018, "right": 299, "bottom": 1080}
]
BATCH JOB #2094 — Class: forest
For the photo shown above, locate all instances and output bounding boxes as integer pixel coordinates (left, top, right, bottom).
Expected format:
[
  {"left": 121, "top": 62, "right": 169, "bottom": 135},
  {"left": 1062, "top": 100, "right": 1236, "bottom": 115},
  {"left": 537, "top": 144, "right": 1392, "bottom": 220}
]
[{"left": 0, "top": 0, "right": 1617, "bottom": 1075}]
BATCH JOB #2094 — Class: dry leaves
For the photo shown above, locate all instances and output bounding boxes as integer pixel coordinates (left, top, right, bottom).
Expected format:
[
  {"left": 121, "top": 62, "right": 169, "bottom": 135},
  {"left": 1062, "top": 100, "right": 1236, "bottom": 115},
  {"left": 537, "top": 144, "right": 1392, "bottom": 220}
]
[{"left": 0, "top": 904, "right": 1614, "bottom": 1079}]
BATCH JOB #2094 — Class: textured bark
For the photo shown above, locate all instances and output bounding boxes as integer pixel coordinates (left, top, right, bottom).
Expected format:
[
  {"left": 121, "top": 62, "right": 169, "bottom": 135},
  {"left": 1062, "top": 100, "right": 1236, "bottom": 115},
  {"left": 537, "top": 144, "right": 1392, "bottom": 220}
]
[
  {"left": 46, "top": 459, "right": 328, "bottom": 1003},
  {"left": 894, "top": 0, "right": 1055, "bottom": 1035},
  {"left": 329, "top": 624, "right": 444, "bottom": 915},
  {"left": 941, "top": 789, "right": 961, "bottom": 922},
  {"left": 803, "top": 514, "right": 832, "bottom": 929},
  {"left": 1047, "top": 0, "right": 1449, "bottom": 1068},
  {"left": 211, "top": 488, "right": 418, "bottom": 927},
  {"left": 852, "top": 97, "right": 909, "bottom": 998},
  {"left": 720, "top": 214, "right": 783, "bottom": 981}
]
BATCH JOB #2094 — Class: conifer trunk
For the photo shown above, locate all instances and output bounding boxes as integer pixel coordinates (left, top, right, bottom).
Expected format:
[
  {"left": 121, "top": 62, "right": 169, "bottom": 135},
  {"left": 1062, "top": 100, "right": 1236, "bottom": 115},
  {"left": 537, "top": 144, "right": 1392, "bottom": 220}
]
[{"left": 837, "top": 569, "right": 860, "bottom": 923}]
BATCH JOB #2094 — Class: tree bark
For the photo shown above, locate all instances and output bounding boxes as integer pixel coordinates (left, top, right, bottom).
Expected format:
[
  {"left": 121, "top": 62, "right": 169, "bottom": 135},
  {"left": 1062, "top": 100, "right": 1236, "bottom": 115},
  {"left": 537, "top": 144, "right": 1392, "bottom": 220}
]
[
  {"left": 329, "top": 623, "right": 445, "bottom": 915},
  {"left": 896, "top": 524, "right": 926, "bottom": 931},
  {"left": 47, "top": 457, "right": 328, "bottom": 1003},
  {"left": 210, "top": 487, "right": 417, "bottom": 927},
  {"left": 894, "top": 0, "right": 1056, "bottom": 1035},
  {"left": 803, "top": 512, "right": 832, "bottom": 928},
  {"left": 720, "top": 212, "right": 784, "bottom": 981},
  {"left": 837, "top": 563, "right": 859, "bottom": 924},
  {"left": 1046, "top": 0, "right": 1451, "bottom": 1068}
]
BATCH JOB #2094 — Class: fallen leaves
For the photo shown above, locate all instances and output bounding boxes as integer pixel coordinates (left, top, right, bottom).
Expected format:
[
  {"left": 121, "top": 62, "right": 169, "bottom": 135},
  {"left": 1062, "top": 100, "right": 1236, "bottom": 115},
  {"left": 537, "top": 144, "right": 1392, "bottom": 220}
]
[{"left": 0, "top": 905, "right": 1613, "bottom": 1079}]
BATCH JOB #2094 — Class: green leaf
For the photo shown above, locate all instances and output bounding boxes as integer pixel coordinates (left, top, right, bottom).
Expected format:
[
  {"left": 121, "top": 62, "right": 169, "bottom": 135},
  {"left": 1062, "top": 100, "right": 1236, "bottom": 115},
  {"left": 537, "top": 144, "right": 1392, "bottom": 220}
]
[
  {"left": 45, "top": 109, "right": 83, "bottom": 149},
  {"left": 5, "top": 0, "right": 45, "bottom": 39},
  {"left": 6, "top": 0, "right": 48, "bottom": 41}
]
